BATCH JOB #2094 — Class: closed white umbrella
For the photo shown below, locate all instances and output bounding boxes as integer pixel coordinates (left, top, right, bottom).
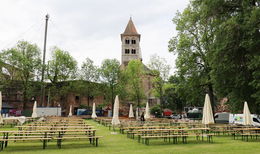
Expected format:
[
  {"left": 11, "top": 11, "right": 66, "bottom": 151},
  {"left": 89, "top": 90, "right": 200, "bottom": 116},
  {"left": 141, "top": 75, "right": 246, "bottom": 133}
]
[
  {"left": 202, "top": 94, "right": 215, "bottom": 125},
  {"left": 243, "top": 101, "right": 253, "bottom": 125},
  {"left": 0, "top": 92, "right": 3, "bottom": 124},
  {"left": 144, "top": 102, "right": 150, "bottom": 119},
  {"left": 111, "top": 95, "right": 120, "bottom": 125},
  {"left": 68, "top": 105, "right": 72, "bottom": 117},
  {"left": 135, "top": 108, "right": 139, "bottom": 120},
  {"left": 31, "top": 101, "right": 38, "bottom": 118},
  {"left": 129, "top": 104, "right": 134, "bottom": 118},
  {"left": 91, "top": 102, "right": 97, "bottom": 119}
]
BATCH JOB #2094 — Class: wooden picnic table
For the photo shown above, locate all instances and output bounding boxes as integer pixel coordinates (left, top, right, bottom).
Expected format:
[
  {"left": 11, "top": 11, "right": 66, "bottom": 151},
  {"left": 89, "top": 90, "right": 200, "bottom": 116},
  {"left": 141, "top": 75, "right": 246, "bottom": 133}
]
[
  {"left": 16, "top": 125, "right": 93, "bottom": 129},
  {"left": 0, "top": 129, "right": 98, "bottom": 150}
]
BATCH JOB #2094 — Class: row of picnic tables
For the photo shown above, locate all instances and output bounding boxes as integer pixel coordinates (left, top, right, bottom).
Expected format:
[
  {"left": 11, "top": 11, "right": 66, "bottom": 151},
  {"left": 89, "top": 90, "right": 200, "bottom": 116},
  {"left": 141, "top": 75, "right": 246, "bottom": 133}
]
[{"left": 0, "top": 117, "right": 102, "bottom": 151}]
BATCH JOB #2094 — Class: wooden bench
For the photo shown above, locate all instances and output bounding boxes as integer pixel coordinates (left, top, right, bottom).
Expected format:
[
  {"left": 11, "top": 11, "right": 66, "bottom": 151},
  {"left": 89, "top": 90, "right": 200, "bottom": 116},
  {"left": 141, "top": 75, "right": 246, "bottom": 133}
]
[
  {"left": 0, "top": 137, "right": 52, "bottom": 150},
  {"left": 140, "top": 133, "right": 213, "bottom": 145},
  {"left": 53, "top": 136, "right": 103, "bottom": 148}
]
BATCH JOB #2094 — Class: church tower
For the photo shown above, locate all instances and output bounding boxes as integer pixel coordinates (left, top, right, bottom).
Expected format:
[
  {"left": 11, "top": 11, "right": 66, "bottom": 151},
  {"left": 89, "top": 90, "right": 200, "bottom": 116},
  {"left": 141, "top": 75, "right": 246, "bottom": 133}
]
[{"left": 121, "top": 18, "right": 142, "bottom": 66}]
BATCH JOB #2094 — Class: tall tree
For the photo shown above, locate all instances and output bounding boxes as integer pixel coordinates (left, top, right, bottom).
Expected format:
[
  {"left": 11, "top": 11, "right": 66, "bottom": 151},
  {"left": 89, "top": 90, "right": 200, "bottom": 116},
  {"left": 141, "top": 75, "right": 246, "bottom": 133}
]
[
  {"left": 79, "top": 57, "right": 100, "bottom": 106},
  {"left": 125, "top": 60, "right": 146, "bottom": 115},
  {"left": 168, "top": 2, "right": 217, "bottom": 109},
  {"left": 195, "top": 0, "right": 260, "bottom": 113},
  {"left": 46, "top": 47, "right": 77, "bottom": 106},
  {"left": 99, "top": 59, "right": 121, "bottom": 113},
  {"left": 147, "top": 54, "right": 171, "bottom": 109},
  {"left": 0, "top": 41, "right": 42, "bottom": 109}
]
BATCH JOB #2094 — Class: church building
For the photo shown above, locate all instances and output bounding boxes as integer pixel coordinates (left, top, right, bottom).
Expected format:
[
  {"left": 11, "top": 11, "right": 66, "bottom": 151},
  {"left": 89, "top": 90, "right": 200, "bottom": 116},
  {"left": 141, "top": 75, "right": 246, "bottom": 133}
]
[{"left": 120, "top": 18, "right": 159, "bottom": 107}]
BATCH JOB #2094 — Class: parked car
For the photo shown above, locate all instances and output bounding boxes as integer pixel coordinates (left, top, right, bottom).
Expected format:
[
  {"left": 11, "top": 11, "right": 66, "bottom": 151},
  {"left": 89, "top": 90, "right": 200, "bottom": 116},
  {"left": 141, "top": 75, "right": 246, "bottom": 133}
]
[{"left": 170, "top": 114, "right": 181, "bottom": 119}]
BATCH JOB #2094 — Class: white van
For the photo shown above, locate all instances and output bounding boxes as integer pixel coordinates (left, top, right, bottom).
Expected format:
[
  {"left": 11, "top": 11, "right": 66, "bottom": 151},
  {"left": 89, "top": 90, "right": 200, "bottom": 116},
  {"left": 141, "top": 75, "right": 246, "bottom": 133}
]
[
  {"left": 214, "top": 113, "right": 260, "bottom": 127},
  {"left": 214, "top": 112, "right": 234, "bottom": 124},
  {"left": 233, "top": 114, "right": 260, "bottom": 127}
]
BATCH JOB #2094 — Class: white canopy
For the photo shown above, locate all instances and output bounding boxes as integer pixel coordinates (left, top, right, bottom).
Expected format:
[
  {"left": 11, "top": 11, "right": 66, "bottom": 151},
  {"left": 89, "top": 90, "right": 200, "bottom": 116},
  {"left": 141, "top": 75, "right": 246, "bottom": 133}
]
[
  {"left": 243, "top": 101, "right": 253, "bottom": 125},
  {"left": 144, "top": 102, "right": 150, "bottom": 119},
  {"left": 91, "top": 102, "right": 97, "bottom": 119},
  {"left": 0, "top": 92, "right": 3, "bottom": 124},
  {"left": 68, "top": 105, "right": 72, "bottom": 117},
  {"left": 202, "top": 94, "right": 215, "bottom": 125},
  {"left": 111, "top": 95, "right": 120, "bottom": 125},
  {"left": 129, "top": 104, "right": 134, "bottom": 118},
  {"left": 31, "top": 101, "right": 38, "bottom": 118}
]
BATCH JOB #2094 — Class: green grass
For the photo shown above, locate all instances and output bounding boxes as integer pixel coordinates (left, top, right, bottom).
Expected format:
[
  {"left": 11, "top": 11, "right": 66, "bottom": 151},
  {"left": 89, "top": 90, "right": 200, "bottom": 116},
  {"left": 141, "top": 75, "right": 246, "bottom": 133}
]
[{"left": 1, "top": 120, "right": 260, "bottom": 154}]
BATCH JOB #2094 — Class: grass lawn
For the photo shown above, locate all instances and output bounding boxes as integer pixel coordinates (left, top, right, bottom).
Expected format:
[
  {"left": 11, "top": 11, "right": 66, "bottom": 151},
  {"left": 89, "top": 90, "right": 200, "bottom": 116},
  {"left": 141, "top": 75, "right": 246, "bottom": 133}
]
[{"left": 1, "top": 120, "right": 260, "bottom": 154}]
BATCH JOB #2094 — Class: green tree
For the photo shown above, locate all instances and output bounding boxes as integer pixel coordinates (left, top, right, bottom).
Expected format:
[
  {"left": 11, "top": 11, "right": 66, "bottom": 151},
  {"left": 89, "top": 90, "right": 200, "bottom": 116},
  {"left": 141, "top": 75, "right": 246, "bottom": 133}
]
[
  {"left": 194, "top": 0, "right": 260, "bottom": 113},
  {"left": 147, "top": 54, "right": 170, "bottom": 109},
  {"left": 125, "top": 60, "right": 146, "bottom": 115},
  {"left": 168, "top": 2, "right": 217, "bottom": 110},
  {"left": 46, "top": 47, "right": 77, "bottom": 106},
  {"left": 79, "top": 57, "right": 100, "bottom": 106},
  {"left": 0, "top": 41, "right": 42, "bottom": 109},
  {"left": 99, "top": 59, "right": 121, "bottom": 113}
]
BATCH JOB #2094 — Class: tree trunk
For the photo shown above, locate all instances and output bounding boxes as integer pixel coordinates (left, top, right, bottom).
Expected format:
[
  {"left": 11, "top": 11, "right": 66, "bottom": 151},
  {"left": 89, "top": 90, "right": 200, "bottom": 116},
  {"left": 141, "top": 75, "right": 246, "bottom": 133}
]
[{"left": 207, "top": 84, "right": 215, "bottom": 113}]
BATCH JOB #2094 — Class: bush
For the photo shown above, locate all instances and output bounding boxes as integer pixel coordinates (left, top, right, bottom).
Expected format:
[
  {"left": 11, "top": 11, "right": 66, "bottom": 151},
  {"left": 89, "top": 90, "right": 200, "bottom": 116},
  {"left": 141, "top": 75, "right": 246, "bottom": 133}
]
[{"left": 150, "top": 105, "right": 162, "bottom": 118}]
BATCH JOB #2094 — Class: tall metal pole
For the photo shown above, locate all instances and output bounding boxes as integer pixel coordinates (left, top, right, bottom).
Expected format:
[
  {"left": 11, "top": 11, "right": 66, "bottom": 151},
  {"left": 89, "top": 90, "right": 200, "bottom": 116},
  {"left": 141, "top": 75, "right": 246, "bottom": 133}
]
[{"left": 40, "top": 14, "right": 49, "bottom": 107}]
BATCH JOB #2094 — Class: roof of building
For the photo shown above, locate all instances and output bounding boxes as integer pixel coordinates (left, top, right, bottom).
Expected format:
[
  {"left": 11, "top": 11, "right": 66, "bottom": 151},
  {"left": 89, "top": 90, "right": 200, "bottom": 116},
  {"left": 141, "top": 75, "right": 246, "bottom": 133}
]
[
  {"left": 121, "top": 18, "right": 141, "bottom": 41},
  {"left": 122, "top": 17, "right": 140, "bottom": 35}
]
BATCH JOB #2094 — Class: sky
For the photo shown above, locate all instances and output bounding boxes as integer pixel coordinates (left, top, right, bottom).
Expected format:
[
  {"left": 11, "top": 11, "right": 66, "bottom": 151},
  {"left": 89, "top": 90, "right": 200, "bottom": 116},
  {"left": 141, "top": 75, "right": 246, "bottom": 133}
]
[{"left": 0, "top": 0, "right": 189, "bottom": 71}]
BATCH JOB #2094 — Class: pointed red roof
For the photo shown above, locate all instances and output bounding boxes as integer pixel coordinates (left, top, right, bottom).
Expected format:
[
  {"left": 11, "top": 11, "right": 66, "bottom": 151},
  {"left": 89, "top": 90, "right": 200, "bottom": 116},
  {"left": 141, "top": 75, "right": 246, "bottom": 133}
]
[
  {"left": 123, "top": 17, "right": 139, "bottom": 35},
  {"left": 121, "top": 17, "right": 140, "bottom": 40}
]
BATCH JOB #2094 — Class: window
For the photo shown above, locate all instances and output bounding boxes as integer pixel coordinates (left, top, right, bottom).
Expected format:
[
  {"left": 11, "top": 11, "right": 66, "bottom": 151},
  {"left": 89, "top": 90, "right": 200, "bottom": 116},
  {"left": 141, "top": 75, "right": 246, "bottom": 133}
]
[
  {"left": 75, "top": 96, "right": 80, "bottom": 100},
  {"left": 131, "top": 49, "right": 136, "bottom": 54},
  {"left": 253, "top": 118, "right": 260, "bottom": 123},
  {"left": 125, "top": 39, "right": 130, "bottom": 44},
  {"left": 125, "top": 49, "right": 130, "bottom": 54},
  {"left": 131, "top": 40, "right": 136, "bottom": 44}
]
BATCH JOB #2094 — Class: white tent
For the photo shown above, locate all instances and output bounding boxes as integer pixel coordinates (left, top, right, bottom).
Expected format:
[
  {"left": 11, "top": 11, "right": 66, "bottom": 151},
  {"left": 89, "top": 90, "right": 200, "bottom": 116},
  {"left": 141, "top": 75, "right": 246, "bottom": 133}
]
[
  {"left": 111, "top": 95, "right": 120, "bottom": 125},
  {"left": 91, "top": 102, "right": 97, "bottom": 119},
  {"left": 243, "top": 101, "right": 253, "bottom": 125},
  {"left": 128, "top": 104, "right": 134, "bottom": 118},
  {"left": 31, "top": 101, "right": 38, "bottom": 118},
  {"left": 202, "top": 94, "right": 215, "bottom": 125},
  {"left": 0, "top": 92, "right": 3, "bottom": 124},
  {"left": 68, "top": 105, "right": 72, "bottom": 117},
  {"left": 144, "top": 102, "right": 150, "bottom": 119}
]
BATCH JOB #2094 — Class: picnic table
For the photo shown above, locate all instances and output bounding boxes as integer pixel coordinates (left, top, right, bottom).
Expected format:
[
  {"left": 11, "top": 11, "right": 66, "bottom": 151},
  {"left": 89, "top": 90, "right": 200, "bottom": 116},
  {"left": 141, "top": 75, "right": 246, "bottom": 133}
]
[
  {"left": 129, "top": 127, "right": 212, "bottom": 145},
  {"left": 0, "top": 129, "right": 99, "bottom": 150}
]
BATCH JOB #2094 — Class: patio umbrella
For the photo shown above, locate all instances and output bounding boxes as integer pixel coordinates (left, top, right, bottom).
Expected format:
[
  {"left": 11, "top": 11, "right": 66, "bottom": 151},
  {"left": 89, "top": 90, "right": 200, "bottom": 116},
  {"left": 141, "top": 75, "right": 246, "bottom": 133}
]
[
  {"left": 144, "top": 102, "right": 150, "bottom": 120},
  {"left": 243, "top": 101, "right": 253, "bottom": 125},
  {"left": 202, "top": 94, "right": 215, "bottom": 125},
  {"left": 68, "top": 105, "right": 72, "bottom": 117},
  {"left": 31, "top": 101, "right": 38, "bottom": 118},
  {"left": 0, "top": 92, "right": 3, "bottom": 124},
  {"left": 136, "top": 108, "right": 139, "bottom": 120},
  {"left": 111, "top": 95, "right": 120, "bottom": 125},
  {"left": 91, "top": 102, "right": 97, "bottom": 119},
  {"left": 129, "top": 104, "right": 134, "bottom": 118}
]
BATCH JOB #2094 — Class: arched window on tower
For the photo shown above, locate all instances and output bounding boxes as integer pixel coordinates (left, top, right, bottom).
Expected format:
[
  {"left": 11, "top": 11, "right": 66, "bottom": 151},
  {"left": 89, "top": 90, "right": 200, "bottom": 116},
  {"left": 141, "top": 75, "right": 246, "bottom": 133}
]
[
  {"left": 131, "top": 40, "right": 136, "bottom": 44},
  {"left": 125, "top": 49, "right": 130, "bottom": 54},
  {"left": 125, "top": 39, "right": 130, "bottom": 44},
  {"left": 131, "top": 49, "right": 136, "bottom": 54}
]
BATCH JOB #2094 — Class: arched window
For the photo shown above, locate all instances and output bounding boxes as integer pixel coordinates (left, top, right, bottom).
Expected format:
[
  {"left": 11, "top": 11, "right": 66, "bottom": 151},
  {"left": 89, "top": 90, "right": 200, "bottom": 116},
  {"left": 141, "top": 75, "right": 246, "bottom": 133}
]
[
  {"left": 125, "top": 39, "right": 130, "bottom": 44},
  {"left": 131, "top": 49, "right": 136, "bottom": 54},
  {"left": 125, "top": 49, "right": 130, "bottom": 54}
]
